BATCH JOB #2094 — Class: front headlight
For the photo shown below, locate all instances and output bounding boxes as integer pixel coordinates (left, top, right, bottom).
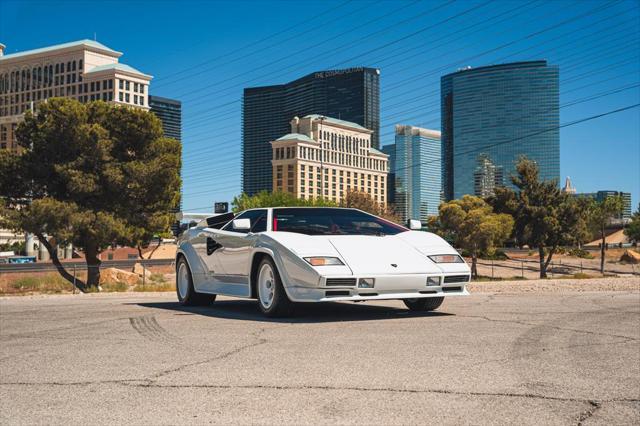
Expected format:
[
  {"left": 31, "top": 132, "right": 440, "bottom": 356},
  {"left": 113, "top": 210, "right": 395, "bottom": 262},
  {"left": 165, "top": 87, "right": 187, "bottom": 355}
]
[
  {"left": 428, "top": 254, "right": 464, "bottom": 263},
  {"left": 427, "top": 276, "right": 441, "bottom": 286},
  {"left": 304, "top": 256, "right": 344, "bottom": 266}
]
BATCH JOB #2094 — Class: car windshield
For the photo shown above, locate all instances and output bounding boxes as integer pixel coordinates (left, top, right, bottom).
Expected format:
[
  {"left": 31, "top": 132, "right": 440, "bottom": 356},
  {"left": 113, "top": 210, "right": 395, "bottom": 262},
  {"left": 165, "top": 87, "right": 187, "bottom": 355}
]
[{"left": 272, "top": 208, "right": 408, "bottom": 236}]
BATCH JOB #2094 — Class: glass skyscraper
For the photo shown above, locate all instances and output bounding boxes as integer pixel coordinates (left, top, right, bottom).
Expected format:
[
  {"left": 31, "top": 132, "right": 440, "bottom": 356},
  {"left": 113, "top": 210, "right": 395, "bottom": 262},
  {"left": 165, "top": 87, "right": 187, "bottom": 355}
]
[
  {"left": 391, "top": 125, "right": 442, "bottom": 224},
  {"left": 149, "top": 95, "right": 182, "bottom": 141},
  {"left": 243, "top": 67, "right": 380, "bottom": 195},
  {"left": 441, "top": 61, "right": 559, "bottom": 201},
  {"left": 149, "top": 95, "right": 182, "bottom": 219}
]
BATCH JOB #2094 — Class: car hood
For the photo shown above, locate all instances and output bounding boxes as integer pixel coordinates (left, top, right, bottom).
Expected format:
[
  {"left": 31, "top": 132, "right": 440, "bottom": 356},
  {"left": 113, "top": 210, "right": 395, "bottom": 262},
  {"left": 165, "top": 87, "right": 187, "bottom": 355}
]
[
  {"left": 326, "top": 235, "right": 441, "bottom": 275},
  {"left": 265, "top": 231, "right": 467, "bottom": 275}
]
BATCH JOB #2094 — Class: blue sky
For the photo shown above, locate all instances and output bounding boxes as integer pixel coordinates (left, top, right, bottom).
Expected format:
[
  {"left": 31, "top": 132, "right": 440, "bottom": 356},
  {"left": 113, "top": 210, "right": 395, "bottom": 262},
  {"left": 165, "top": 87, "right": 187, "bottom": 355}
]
[{"left": 1, "top": 0, "right": 639, "bottom": 211}]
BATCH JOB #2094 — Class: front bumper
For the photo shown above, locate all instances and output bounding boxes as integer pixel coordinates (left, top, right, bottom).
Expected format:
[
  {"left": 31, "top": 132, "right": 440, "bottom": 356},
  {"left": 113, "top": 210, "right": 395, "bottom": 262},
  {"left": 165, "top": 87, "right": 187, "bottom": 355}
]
[{"left": 285, "top": 273, "right": 470, "bottom": 302}]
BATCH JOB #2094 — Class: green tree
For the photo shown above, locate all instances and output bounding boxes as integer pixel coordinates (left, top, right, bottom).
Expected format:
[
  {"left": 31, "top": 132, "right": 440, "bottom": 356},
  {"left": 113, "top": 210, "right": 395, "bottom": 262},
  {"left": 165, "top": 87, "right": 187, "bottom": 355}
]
[
  {"left": 438, "top": 195, "right": 513, "bottom": 278},
  {"left": 491, "top": 158, "right": 590, "bottom": 278},
  {"left": 0, "top": 98, "right": 181, "bottom": 290},
  {"left": 589, "top": 195, "right": 624, "bottom": 274},
  {"left": 231, "top": 190, "right": 336, "bottom": 212},
  {"left": 340, "top": 190, "right": 400, "bottom": 223},
  {"left": 625, "top": 203, "right": 640, "bottom": 244}
]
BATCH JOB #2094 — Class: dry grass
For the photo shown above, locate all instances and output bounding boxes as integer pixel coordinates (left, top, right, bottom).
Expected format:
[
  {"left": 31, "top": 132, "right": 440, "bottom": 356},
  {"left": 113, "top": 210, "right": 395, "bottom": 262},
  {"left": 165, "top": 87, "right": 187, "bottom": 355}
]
[
  {"left": 0, "top": 270, "right": 174, "bottom": 295},
  {"left": 0, "top": 273, "right": 75, "bottom": 295},
  {"left": 133, "top": 281, "right": 174, "bottom": 292}
]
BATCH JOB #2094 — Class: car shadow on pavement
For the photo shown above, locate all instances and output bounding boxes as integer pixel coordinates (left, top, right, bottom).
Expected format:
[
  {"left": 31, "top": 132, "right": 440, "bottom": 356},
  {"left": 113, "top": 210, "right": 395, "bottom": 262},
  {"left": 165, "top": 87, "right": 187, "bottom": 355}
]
[{"left": 134, "top": 300, "right": 455, "bottom": 323}]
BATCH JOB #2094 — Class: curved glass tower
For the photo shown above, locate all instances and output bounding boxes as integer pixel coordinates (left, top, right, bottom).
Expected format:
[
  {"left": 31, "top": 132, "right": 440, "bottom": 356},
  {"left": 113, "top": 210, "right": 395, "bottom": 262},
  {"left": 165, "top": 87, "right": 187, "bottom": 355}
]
[{"left": 441, "top": 61, "right": 559, "bottom": 200}]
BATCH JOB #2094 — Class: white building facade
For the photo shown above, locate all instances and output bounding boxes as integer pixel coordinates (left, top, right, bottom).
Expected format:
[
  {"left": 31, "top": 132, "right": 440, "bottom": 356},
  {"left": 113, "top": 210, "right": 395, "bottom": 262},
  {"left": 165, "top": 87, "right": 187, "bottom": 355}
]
[
  {"left": 271, "top": 115, "right": 388, "bottom": 205},
  {"left": 0, "top": 39, "right": 152, "bottom": 152}
]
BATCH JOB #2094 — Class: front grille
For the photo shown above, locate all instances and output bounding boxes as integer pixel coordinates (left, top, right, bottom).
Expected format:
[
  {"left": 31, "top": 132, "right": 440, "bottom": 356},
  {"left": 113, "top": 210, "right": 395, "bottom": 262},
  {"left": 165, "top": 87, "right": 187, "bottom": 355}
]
[
  {"left": 326, "top": 278, "right": 357, "bottom": 287},
  {"left": 442, "top": 286, "right": 463, "bottom": 293},
  {"left": 325, "top": 290, "right": 350, "bottom": 297},
  {"left": 443, "top": 275, "right": 470, "bottom": 284}
]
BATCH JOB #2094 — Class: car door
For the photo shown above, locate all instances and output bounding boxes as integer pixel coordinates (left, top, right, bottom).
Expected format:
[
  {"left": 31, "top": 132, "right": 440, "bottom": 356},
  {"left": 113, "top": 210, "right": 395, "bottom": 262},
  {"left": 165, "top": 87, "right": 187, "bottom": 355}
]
[{"left": 215, "top": 209, "right": 268, "bottom": 277}]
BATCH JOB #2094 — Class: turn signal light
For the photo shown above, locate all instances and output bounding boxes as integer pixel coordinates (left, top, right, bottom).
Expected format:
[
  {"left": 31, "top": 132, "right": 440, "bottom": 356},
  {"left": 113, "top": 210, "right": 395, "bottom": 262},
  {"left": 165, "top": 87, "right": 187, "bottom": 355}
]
[
  {"left": 428, "top": 254, "right": 464, "bottom": 264},
  {"left": 304, "top": 257, "right": 344, "bottom": 266}
]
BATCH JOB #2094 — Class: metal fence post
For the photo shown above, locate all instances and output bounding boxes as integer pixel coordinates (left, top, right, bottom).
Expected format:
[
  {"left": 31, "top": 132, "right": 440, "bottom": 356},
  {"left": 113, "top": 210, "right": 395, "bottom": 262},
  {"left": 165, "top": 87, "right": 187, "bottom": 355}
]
[
  {"left": 142, "top": 264, "right": 146, "bottom": 288},
  {"left": 551, "top": 261, "right": 554, "bottom": 278},
  {"left": 72, "top": 265, "right": 76, "bottom": 294},
  {"left": 580, "top": 261, "right": 583, "bottom": 274},
  {"left": 521, "top": 260, "right": 524, "bottom": 278},
  {"left": 491, "top": 260, "right": 494, "bottom": 280}
]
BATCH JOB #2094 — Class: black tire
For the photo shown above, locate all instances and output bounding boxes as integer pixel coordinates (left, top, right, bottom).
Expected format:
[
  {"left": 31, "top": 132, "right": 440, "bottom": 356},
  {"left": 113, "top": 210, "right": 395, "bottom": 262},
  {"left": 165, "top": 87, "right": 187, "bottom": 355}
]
[
  {"left": 403, "top": 297, "right": 444, "bottom": 311},
  {"left": 176, "top": 257, "right": 216, "bottom": 306},
  {"left": 255, "top": 257, "right": 294, "bottom": 317}
]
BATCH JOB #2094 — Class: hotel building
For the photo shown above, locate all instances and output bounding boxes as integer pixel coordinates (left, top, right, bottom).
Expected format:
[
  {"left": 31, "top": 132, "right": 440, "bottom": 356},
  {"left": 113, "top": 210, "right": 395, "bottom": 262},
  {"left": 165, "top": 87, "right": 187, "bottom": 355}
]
[
  {"left": 0, "top": 40, "right": 152, "bottom": 151},
  {"left": 271, "top": 115, "right": 388, "bottom": 205},
  {"left": 243, "top": 67, "right": 380, "bottom": 195},
  {"left": 441, "top": 60, "right": 559, "bottom": 200}
]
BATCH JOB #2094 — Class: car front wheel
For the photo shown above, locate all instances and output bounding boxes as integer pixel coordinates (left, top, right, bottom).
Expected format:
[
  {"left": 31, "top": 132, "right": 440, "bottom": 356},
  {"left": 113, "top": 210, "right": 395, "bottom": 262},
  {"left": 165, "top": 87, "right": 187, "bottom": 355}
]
[
  {"left": 256, "top": 257, "right": 293, "bottom": 317},
  {"left": 176, "top": 257, "right": 216, "bottom": 306},
  {"left": 403, "top": 297, "right": 444, "bottom": 311}
]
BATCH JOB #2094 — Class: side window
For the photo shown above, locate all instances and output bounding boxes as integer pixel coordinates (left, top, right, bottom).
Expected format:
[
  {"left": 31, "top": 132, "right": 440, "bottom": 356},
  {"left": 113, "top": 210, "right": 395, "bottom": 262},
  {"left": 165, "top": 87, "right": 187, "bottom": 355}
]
[
  {"left": 223, "top": 210, "right": 267, "bottom": 234},
  {"left": 251, "top": 213, "right": 267, "bottom": 233}
]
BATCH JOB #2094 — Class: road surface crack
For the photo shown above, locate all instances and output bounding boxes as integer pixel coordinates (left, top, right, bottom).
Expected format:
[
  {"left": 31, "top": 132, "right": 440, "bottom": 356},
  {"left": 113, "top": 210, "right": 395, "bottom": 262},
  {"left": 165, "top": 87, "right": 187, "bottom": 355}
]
[
  {"left": 577, "top": 400, "right": 601, "bottom": 425},
  {"left": 3, "top": 380, "right": 637, "bottom": 409},
  {"left": 455, "top": 314, "right": 640, "bottom": 341},
  {"left": 150, "top": 327, "right": 268, "bottom": 381}
]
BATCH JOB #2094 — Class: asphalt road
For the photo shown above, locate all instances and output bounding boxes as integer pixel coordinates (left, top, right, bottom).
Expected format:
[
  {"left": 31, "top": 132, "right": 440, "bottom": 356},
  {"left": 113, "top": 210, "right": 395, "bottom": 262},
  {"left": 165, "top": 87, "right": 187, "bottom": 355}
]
[{"left": 1, "top": 288, "right": 639, "bottom": 425}]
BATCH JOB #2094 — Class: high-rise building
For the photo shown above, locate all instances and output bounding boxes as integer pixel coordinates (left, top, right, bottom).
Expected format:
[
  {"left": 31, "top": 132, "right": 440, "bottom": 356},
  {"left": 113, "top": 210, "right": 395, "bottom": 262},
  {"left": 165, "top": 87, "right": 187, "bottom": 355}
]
[
  {"left": 381, "top": 144, "right": 396, "bottom": 204},
  {"left": 149, "top": 95, "right": 181, "bottom": 141},
  {"left": 149, "top": 95, "right": 183, "bottom": 218},
  {"left": 441, "top": 60, "right": 559, "bottom": 200},
  {"left": 473, "top": 154, "right": 504, "bottom": 198},
  {"left": 576, "top": 190, "right": 632, "bottom": 220},
  {"left": 392, "top": 125, "right": 441, "bottom": 223},
  {"left": 243, "top": 67, "right": 380, "bottom": 195},
  {"left": 0, "top": 40, "right": 152, "bottom": 152},
  {"left": 562, "top": 176, "right": 577, "bottom": 194},
  {"left": 270, "top": 115, "right": 387, "bottom": 205}
]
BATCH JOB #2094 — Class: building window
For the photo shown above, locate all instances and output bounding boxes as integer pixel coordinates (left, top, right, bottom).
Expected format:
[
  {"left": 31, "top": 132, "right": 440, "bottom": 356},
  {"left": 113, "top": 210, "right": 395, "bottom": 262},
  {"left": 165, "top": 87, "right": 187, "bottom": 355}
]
[
  {"left": 125, "top": 81, "right": 130, "bottom": 91},
  {"left": 119, "top": 79, "right": 123, "bottom": 90},
  {"left": 125, "top": 93, "right": 130, "bottom": 102},
  {"left": 109, "top": 79, "right": 113, "bottom": 90},
  {"left": 119, "top": 92, "right": 123, "bottom": 102}
]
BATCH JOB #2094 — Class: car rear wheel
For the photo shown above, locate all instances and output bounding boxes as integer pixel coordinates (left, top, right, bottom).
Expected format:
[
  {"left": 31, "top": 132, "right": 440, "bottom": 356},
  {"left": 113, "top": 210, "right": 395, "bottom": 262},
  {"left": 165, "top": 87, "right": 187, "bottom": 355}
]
[
  {"left": 256, "top": 257, "right": 293, "bottom": 317},
  {"left": 176, "top": 257, "right": 216, "bottom": 306},
  {"left": 403, "top": 297, "right": 444, "bottom": 311}
]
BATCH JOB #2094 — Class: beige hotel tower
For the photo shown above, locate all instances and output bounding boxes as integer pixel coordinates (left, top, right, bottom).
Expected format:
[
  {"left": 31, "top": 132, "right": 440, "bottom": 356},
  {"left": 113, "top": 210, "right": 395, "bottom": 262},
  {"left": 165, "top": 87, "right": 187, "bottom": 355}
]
[
  {"left": 0, "top": 39, "right": 152, "bottom": 152},
  {"left": 0, "top": 39, "right": 152, "bottom": 246},
  {"left": 271, "top": 115, "right": 388, "bottom": 205}
]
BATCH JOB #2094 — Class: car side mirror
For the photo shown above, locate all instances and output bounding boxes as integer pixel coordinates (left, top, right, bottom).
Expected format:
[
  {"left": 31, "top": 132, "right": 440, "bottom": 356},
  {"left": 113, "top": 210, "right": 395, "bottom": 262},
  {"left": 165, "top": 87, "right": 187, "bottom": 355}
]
[
  {"left": 408, "top": 219, "right": 422, "bottom": 230},
  {"left": 232, "top": 218, "right": 251, "bottom": 231}
]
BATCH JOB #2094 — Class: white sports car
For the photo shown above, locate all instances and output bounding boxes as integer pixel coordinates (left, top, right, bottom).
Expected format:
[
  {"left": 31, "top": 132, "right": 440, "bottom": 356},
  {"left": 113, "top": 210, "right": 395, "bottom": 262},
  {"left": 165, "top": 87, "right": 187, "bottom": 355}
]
[{"left": 176, "top": 207, "right": 470, "bottom": 317}]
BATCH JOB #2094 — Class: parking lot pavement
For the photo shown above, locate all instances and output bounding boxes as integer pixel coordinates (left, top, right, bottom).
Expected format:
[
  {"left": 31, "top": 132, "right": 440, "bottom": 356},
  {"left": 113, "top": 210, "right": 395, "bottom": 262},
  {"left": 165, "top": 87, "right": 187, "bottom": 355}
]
[{"left": 1, "top": 287, "right": 639, "bottom": 425}]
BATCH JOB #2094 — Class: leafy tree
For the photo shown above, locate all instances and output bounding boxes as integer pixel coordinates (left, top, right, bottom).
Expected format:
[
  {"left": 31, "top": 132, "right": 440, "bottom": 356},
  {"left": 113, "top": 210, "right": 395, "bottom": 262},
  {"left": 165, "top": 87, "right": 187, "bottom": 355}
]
[
  {"left": 232, "top": 190, "right": 336, "bottom": 212},
  {"left": 625, "top": 203, "right": 640, "bottom": 244},
  {"left": 589, "top": 195, "right": 624, "bottom": 274},
  {"left": 0, "top": 240, "right": 26, "bottom": 255},
  {"left": 438, "top": 195, "right": 513, "bottom": 278},
  {"left": 341, "top": 190, "right": 400, "bottom": 223},
  {"left": 0, "top": 98, "right": 181, "bottom": 290},
  {"left": 491, "top": 158, "right": 590, "bottom": 278}
]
